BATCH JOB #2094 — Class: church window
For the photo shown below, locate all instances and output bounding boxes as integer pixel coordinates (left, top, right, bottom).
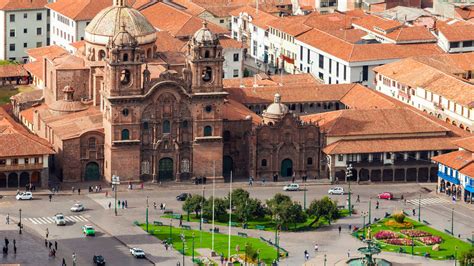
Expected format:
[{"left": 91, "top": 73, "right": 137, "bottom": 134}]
[
  {"left": 143, "top": 121, "right": 149, "bottom": 130},
  {"left": 163, "top": 120, "right": 171, "bottom": 134},
  {"left": 181, "top": 120, "right": 188, "bottom": 128},
  {"left": 88, "top": 137, "right": 96, "bottom": 149},
  {"left": 223, "top": 130, "right": 231, "bottom": 141},
  {"left": 203, "top": 126, "right": 212, "bottom": 137},
  {"left": 204, "top": 50, "right": 210, "bottom": 58},
  {"left": 147, "top": 48, "right": 152, "bottom": 58},
  {"left": 120, "top": 69, "right": 131, "bottom": 85},
  {"left": 202, "top": 67, "right": 212, "bottom": 82},
  {"left": 261, "top": 159, "right": 267, "bottom": 167},
  {"left": 122, "top": 108, "right": 129, "bottom": 117},
  {"left": 123, "top": 53, "right": 129, "bottom": 61},
  {"left": 307, "top": 157, "right": 313, "bottom": 165},
  {"left": 205, "top": 105, "right": 212, "bottom": 113},
  {"left": 98, "top": 50, "right": 106, "bottom": 61},
  {"left": 121, "top": 129, "right": 130, "bottom": 140}
]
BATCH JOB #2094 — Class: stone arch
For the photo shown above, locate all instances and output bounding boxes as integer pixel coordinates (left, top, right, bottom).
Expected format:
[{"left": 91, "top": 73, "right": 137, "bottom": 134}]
[
  {"left": 223, "top": 156, "right": 233, "bottom": 178},
  {"left": 395, "top": 169, "right": 405, "bottom": 182},
  {"left": 382, "top": 169, "right": 393, "bottom": 182},
  {"left": 0, "top": 173, "right": 6, "bottom": 187},
  {"left": 370, "top": 170, "right": 381, "bottom": 182},
  {"left": 158, "top": 157, "right": 174, "bottom": 181},
  {"left": 446, "top": 118, "right": 451, "bottom": 124},
  {"left": 437, "top": 114, "right": 442, "bottom": 119},
  {"left": 459, "top": 124, "right": 465, "bottom": 129},
  {"left": 335, "top": 170, "right": 345, "bottom": 182},
  {"left": 19, "top": 172, "right": 30, "bottom": 187},
  {"left": 280, "top": 158, "right": 293, "bottom": 177},
  {"left": 31, "top": 171, "right": 41, "bottom": 186},
  {"left": 98, "top": 50, "right": 106, "bottom": 61},
  {"left": 406, "top": 168, "right": 417, "bottom": 182},
  {"left": 121, "top": 129, "right": 130, "bottom": 140},
  {"left": 359, "top": 168, "right": 369, "bottom": 181},
  {"left": 418, "top": 167, "right": 429, "bottom": 182},
  {"left": 8, "top": 172, "right": 18, "bottom": 188},
  {"left": 84, "top": 162, "right": 101, "bottom": 181}
]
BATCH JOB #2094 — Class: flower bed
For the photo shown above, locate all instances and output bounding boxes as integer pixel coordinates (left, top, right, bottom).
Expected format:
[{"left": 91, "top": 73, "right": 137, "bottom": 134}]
[
  {"left": 418, "top": 236, "right": 442, "bottom": 245},
  {"left": 400, "top": 229, "right": 431, "bottom": 237},
  {"left": 374, "top": 230, "right": 398, "bottom": 240},
  {"left": 384, "top": 238, "right": 414, "bottom": 246},
  {"left": 384, "top": 219, "right": 413, "bottom": 228}
]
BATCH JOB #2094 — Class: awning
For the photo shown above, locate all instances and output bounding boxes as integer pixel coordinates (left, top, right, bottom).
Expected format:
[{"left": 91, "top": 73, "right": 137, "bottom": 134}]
[
  {"left": 438, "top": 171, "right": 460, "bottom": 185},
  {"left": 465, "top": 185, "right": 474, "bottom": 193}
]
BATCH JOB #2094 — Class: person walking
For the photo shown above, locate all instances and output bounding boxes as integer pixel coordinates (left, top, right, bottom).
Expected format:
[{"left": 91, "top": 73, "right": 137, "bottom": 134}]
[
  {"left": 314, "top": 243, "right": 319, "bottom": 252},
  {"left": 349, "top": 224, "right": 352, "bottom": 232},
  {"left": 153, "top": 202, "right": 157, "bottom": 210},
  {"left": 125, "top": 200, "right": 128, "bottom": 208},
  {"left": 376, "top": 201, "right": 379, "bottom": 209},
  {"left": 179, "top": 216, "right": 183, "bottom": 227},
  {"left": 108, "top": 202, "right": 111, "bottom": 209},
  {"left": 304, "top": 250, "right": 309, "bottom": 261},
  {"left": 72, "top": 252, "right": 77, "bottom": 266},
  {"left": 54, "top": 241, "right": 58, "bottom": 250},
  {"left": 13, "top": 243, "right": 16, "bottom": 254},
  {"left": 163, "top": 203, "right": 166, "bottom": 210},
  {"left": 160, "top": 203, "right": 163, "bottom": 210},
  {"left": 338, "top": 225, "right": 342, "bottom": 234},
  {"left": 46, "top": 228, "right": 49, "bottom": 239},
  {"left": 6, "top": 213, "right": 9, "bottom": 224},
  {"left": 356, "top": 195, "right": 360, "bottom": 203},
  {"left": 118, "top": 200, "right": 121, "bottom": 207},
  {"left": 62, "top": 258, "right": 66, "bottom": 266},
  {"left": 45, "top": 239, "right": 48, "bottom": 247},
  {"left": 49, "top": 194, "right": 52, "bottom": 202},
  {"left": 77, "top": 188, "right": 81, "bottom": 195},
  {"left": 347, "top": 250, "right": 351, "bottom": 258},
  {"left": 5, "top": 237, "right": 9, "bottom": 248},
  {"left": 48, "top": 241, "right": 52, "bottom": 249}
]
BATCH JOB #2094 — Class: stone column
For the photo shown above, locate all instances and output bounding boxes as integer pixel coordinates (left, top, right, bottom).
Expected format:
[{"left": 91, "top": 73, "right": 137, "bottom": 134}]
[
  {"left": 416, "top": 168, "right": 419, "bottom": 183},
  {"left": 404, "top": 168, "right": 407, "bottom": 182}
]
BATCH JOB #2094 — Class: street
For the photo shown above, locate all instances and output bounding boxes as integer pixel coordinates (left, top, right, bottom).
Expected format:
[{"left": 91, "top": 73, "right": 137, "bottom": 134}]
[{"left": 1, "top": 181, "right": 472, "bottom": 265}]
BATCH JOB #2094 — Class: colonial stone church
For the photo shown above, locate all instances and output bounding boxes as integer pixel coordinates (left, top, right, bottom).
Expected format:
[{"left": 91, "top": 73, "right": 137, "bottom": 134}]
[{"left": 23, "top": 0, "right": 323, "bottom": 184}]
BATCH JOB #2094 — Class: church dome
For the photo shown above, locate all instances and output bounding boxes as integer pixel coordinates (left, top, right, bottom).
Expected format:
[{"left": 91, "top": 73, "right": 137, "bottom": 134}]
[
  {"left": 264, "top": 93, "right": 288, "bottom": 116},
  {"left": 85, "top": 1, "right": 156, "bottom": 46},
  {"left": 112, "top": 25, "right": 137, "bottom": 47},
  {"left": 192, "top": 21, "right": 218, "bottom": 45}
]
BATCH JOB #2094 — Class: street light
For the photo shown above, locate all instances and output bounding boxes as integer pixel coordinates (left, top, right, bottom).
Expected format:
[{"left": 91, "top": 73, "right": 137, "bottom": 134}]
[
  {"left": 303, "top": 183, "right": 307, "bottom": 210},
  {"left": 362, "top": 212, "right": 367, "bottom": 239},
  {"left": 146, "top": 196, "right": 149, "bottom": 232},
  {"left": 245, "top": 242, "right": 249, "bottom": 266},
  {"left": 169, "top": 218, "right": 173, "bottom": 244},
  {"left": 192, "top": 233, "right": 195, "bottom": 263},
  {"left": 368, "top": 198, "right": 372, "bottom": 225},
  {"left": 411, "top": 234, "right": 414, "bottom": 256},
  {"left": 454, "top": 246, "right": 458, "bottom": 265},
  {"left": 418, "top": 194, "right": 421, "bottom": 222},
  {"left": 346, "top": 164, "right": 353, "bottom": 216},
  {"left": 451, "top": 208, "right": 454, "bottom": 236},
  {"left": 180, "top": 233, "right": 186, "bottom": 266},
  {"left": 18, "top": 208, "right": 22, "bottom": 234},
  {"left": 112, "top": 175, "right": 120, "bottom": 217}
]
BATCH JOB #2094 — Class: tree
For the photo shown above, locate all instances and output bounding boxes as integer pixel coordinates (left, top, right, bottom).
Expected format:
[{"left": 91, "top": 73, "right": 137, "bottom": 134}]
[
  {"left": 266, "top": 193, "right": 292, "bottom": 218},
  {"left": 234, "top": 197, "right": 267, "bottom": 222},
  {"left": 307, "top": 196, "right": 339, "bottom": 227},
  {"left": 229, "top": 188, "right": 250, "bottom": 205},
  {"left": 458, "top": 248, "right": 474, "bottom": 266},
  {"left": 182, "top": 194, "right": 205, "bottom": 218},
  {"left": 266, "top": 194, "right": 306, "bottom": 230},
  {"left": 202, "top": 197, "right": 228, "bottom": 222}
]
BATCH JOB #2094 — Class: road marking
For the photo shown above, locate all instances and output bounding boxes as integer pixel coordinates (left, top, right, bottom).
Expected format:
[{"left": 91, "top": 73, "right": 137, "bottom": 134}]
[
  {"left": 25, "top": 215, "right": 88, "bottom": 225},
  {"left": 407, "top": 197, "right": 449, "bottom": 206}
]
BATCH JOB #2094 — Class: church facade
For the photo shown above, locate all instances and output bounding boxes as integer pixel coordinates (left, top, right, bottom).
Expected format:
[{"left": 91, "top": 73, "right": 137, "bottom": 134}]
[{"left": 23, "top": 0, "right": 323, "bottom": 184}]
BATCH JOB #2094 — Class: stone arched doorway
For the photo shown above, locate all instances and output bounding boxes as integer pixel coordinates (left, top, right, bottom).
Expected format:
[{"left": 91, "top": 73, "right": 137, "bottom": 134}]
[
  {"left": 31, "top": 171, "right": 41, "bottom": 186},
  {"left": 84, "top": 162, "right": 101, "bottom": 181},
  {"left": 0, "top": 173, "right": 6, "bottom": 187},
  {"left": 8, "top": 173, "right": 18, "bottom": 188},
  {"left": 19, "top": 172, "right": 30, "bottom": 187},
  {"left": 158, "top": 158, "right": 174, "bottom": 181},
  {"left": 359, "top": 168, "right": 369, "bottom": 181},
  {"left": 280, "top": 158, "right": 293, "bottom": 177},
  {"left": 223, "top": 156, "right": 233, "bottom": 179}
]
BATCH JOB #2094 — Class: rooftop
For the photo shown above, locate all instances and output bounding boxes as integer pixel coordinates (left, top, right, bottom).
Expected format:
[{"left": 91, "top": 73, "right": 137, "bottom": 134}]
[
  {"left": 438, "top": 24, "right": 474, "bottom": 42},
  {"left": 432, "top": 150, "right": 474, "bottom": 177},
  {"left": 46, "top": 0, "right": 111, "bottom": 21},
  {"left": 229, "top": 5, "right": 277, "bottom": 30},
  {"left": 0, "top": 0, "right": 47, "bottom": 11}
]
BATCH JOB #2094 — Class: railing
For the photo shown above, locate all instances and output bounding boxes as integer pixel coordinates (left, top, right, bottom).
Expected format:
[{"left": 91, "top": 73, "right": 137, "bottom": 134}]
[{"left": 0, "top": 163, "right": 44, "bottom": 171}]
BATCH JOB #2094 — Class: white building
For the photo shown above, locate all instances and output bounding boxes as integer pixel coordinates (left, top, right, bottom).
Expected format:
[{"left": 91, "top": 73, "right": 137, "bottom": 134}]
[
  {"left": 437, "top": 23, "right": 474, "bottom": 53},
  {"left": 0, "top": 0, "right": 50, "bottom": 63},
  {"left": 46, "top": 0, "right": 110, "bottom": 53},
  {"left": 220, "top": 36, "right": 244, "bottom": 79}
]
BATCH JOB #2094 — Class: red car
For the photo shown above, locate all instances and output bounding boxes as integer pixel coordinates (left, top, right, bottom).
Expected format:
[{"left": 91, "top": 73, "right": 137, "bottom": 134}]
[{"left": 378, "top": 192, "right": 393, "bottom": 200}]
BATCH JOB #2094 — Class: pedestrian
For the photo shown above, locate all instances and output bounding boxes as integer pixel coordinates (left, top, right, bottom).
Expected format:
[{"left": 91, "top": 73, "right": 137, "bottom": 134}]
[
  {"left": 349, "top": 224, "right": 352, "bottom": 232},
  {"left": 13, "top": 244, "right": 16, "bottom": 254},
  {"left": 220, "top": 255, "right": 224, "bottom": 264},
  {"left": 163, "top": 203, "right": 166, "bottom": 210},
  {"left": 45, "top": 239, "right": 48, "bottom": 247},
  {"left": 125, "top": 200, "right": 128, "bottom": 208},
  {"left": 347, "top": 250, "right": 351, "bottom": 258},
  {"left": 46, "top": 228, "right": 49, "bottom": 239},
  {"left": 164, "top": 243, "right": 168, "bottom": 250},
  {"left": 108, "top": 202, "right": 111, "bottom": 209},
  {"left": 55, "top": 241, "right": 58, "bottom": 250},
  {"left": 99, "top": 185, "right": 102, "bottom": 192},
  {"left": 356, "top": 195, "right": 360, "bottom": 203},
  {"left": 78, "top": 188, "right": 81, "bottom": 195},
  {"left": 179, "top": 216, "right": 183, "bottom": 227},
  {"left": 338, "top": 225, "right": 342, "bottom": 234},
  {"left": 49, "top": 194, "right": 52, "bottom": 202},
  {"left": 105, "top": 191, "right": 108, "bottom": 197},
  {"left": 118, "top": 200, "right": 121, "bottom": 206},
  {"left": 6, "top": 213, "right": 9, "bottom": 224},
  {"left": 72, "top": 186, "right": 75, "bottom": 193},
  {"left": 72, "top": 252, "right": 77, "bottom": 266},
  {"left": 304, "top": 250, "right": 309, "bottom": 260},
  {"left": 49, "top": 241, "right": 52, "bottom": 249},
  {"left": 5, "top": 237, "right": 9, "bottom": 248},
  {"left": 376, "top": 201, "right": 379, "bottom": 209},
  {"left": 412, "top": 209, "right": 416, "bottom": 216},
  {"left": 153, "top": 202, "right": 157, "bottom": 210},
  {"left": 62, "top": 258, "right": 66, "bottom": 266},
  {"left": 314, "top": 243, "right": 319, "bottom": 252},
  {"left": 452, "top": 195, "right": 456, "bottom": 202},
  {"left": 160, "top": 203, "right": 163, "bottom": 210},
  {"left": 13, "top": 239, "right": 15, "bottom": 248},
  {"left": 141, "top": 182, "right": 144, "bottom": 190}
]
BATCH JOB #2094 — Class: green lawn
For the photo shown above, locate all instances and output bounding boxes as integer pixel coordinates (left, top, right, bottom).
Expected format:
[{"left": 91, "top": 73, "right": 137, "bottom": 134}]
[
  {"left": 353, "top": 217, "right": 471, "bottom": 260},
  {"left": 139, "top": 224, "right": 279, "bottom": 264},
  {"left": 0, "top": 85, "right": 35, "bottom": 104},
  {"left": 164, "top": 209, "right": 349, "bottom": 232}
]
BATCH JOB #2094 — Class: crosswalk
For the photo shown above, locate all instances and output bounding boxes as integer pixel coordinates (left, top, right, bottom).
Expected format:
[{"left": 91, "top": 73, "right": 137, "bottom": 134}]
[
  {"left": 26, "top": 215, "right": 88, "bottom": 225},
  {"left": 406, "top": 197, "right": 450, "bottom": 206}
]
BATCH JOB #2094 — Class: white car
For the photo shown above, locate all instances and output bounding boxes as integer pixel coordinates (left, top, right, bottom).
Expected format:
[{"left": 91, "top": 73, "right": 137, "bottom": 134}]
[
  {"left": 70, "top": 203, "right": 85, "bottom": 212},
  {"left": 55, "top": 213, "right": 66, "bottom": 226},
  {"left": 328, "top": 187, "right": 344, "bottom": 195},
  {"left": 16, "top": 192, "right": 33, "bottom": 200},
  {"left": 283, "top": 183, "right": 300, "bottom": 191},
  {"left": 130, "top": 248, "right": 146, "bottom": 258}
]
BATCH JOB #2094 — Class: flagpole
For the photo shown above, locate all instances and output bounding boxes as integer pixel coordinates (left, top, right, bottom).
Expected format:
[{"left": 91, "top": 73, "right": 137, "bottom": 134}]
[
  {"left": 228, "top": 171, "right": 233, "bottom": 261},
  {"left": 212, "top": 161, "right": 216, "bottom": 251}
]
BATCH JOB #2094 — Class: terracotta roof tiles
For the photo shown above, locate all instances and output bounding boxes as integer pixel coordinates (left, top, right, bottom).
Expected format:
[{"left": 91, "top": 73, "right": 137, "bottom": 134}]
[
  {"left": 438, "top": 24, "right": 474, "bottom": 42},
  {"left": 0, "top": 64, "right": 28, "bottom": 78},
  {"left": 432, "top": 150, "right": 474, "bottom": 177},
  {"left": 46, "top": 0, "right": 111, "bottom": 21},
  {"left": 0, "top": 0, "right": 47, "bottom": 10}
]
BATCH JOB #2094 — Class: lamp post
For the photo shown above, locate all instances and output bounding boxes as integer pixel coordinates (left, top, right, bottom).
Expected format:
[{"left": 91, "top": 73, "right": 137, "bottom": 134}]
[
  {"left": 18, "top": 208, "right": 22, "bottom": 234},
  {"left": 275, "top": 218, "right": 280, "bottom": 262},
  {"left": 245, "top": 242, "right": 249, "bottom": 266},
  {"left": 368, "top": 198, "right": 372, "bottom": 225},
  {"left": 346, "top": 164, "right": 353, "bottom": 216},
  {"left": 454, "top": 246, "right": 458, "bottom": 265},
  {"left": 303, "top": 183, "right": 307, "bottom": 210},
  {"left": 418, "top": 194, "right": 421, "bottom": 222},
  {"left": 411, "top": 234, "right": 414, "bottom": 256},
  {"left": 362, "top": 212, "right": 367, "bottom": 239},
  {"left": 112, "top": 175, "right": 120, "bottom": 217},
  {"left": 180, "top": 233, "right": 185, "bottom": 266},
  {"left": 146, "top": 196, "right": 149, "bottom": 232},
  {"left": 451, "top": 208, "right": 454, "bottom": 236},
  {"left": 192, "top": 233, "right": 195, "bottom": 263},
  {"left": 324, "top": 254, "right": 327, "bottom": 266}
]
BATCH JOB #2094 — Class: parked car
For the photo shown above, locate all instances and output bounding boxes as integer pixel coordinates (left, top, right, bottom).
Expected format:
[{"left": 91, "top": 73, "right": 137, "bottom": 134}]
[
  {"left": 130, "top": 247, "right": 146, "bottom": 258},
  {"left": 283, "top": 183, "right": 300, "bottom": 191},
  {"left": 55, "top": 213, "right": 66, "bottom": 226},
  {"left": 93, "top": 255, "right": 105, "bottom": 265},
  {"left": 16, "top": 192, "right": 33, "bottom": 200},
  {"left": 328, "top": 187, "right": 344, "bottom": 195},
  {"left": 70, "top": 203, "right": 85, "bottom": 212},
  {"left": 378, "top": 192, "right": 393, "bottom": 200},
  {"left": 82, "top": 225, "right": 96, "bottom": 236},
  {"left": 176, "top": 193, "right": 191, "bottom": 201}
]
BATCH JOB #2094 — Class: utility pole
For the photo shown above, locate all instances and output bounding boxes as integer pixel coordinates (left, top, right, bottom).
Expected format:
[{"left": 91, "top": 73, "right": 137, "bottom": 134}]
[
  {"left": 180, "top": 233, "right": 185, "bottom": 266},
  {"left": 303, "top": 183, "right": 307, "bottom": 210},
  {"left": 451, "top": 208, "right": 454, "bottom": 236},
  {"left": 18, "top": 208, "right": 22, "bottom": 234},
  {"left": 169, "top": 218, "right": 173, "bottom": 244},
  {"left": 192, "top": 233, "right": 195, "bottom": 263}
]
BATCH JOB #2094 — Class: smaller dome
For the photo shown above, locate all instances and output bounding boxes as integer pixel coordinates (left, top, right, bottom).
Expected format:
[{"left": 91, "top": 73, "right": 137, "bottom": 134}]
[
  {"left": 193, "top": 21, "right": 218, "bottom": 45},
  {"left": 264, "top": 93, "right": 288, "bottom": 116}
]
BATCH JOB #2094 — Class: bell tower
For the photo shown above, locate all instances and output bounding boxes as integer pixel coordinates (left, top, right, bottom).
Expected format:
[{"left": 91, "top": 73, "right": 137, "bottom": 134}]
[{"left": 187, "top": 22, "right": 227, "bottom": 180}]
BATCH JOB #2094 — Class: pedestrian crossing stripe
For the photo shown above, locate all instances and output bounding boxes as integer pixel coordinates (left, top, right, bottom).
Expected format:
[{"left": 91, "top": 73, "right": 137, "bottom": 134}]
[
  {"left": 406, "top": 197, "right": 449, "bottom": 206},
  {"left": 26, "top": 215, "right": 88, "bottom": 225}
]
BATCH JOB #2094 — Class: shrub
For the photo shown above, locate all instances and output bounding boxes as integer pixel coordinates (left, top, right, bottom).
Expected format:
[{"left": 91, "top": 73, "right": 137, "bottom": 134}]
[
  {"left": 392, "top": 211, "right": 406, "bottom": 223},
  {"left": 384, "top": 219, "right": 413, "bottom": 229},
  {"left": 419, "top": 236, "right": 442, "bottom": 245}
]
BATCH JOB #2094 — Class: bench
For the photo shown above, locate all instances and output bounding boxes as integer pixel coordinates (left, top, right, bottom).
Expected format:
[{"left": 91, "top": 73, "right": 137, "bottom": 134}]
[
  {"left": 255, "top": 225, "right": 265, "bottom": 230},
  {"left": 230, "top": 222, "right": 238, "bottom": 227},
  {"left": 237, "top": 232, "right": 248, "bottom": 238},
  {"left": 181, "top": 225, "right": 191, "bottom": 230},
  {"left": 172, "top": 214, "right": 182, "bottom": 219},
  {"left": 202, "top": 219, "right": 208, "bottom": 224},
  {"left": 163, "top": 210, "right": 173, "bottom": 215},
  {"left": 133, "top": 221, "right": 140, "bottom": 226},
  {"left": 209, "top": 228, "right": 219, "bottom": 233},
  {"left": 467, "top": 238, "right": 474, "bottom": 244},
  {"left": 422, "top": 220, "right": 430, "bottom": 225},
  {"left": 444, "top": 229, "right": 452, "bottom": 235},
  {"left": 154, "top": 221, "right": 163, "bottom": 226}
]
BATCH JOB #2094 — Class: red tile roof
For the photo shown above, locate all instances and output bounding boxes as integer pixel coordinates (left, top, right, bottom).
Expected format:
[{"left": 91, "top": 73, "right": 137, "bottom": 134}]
[
  {"left": 155, "top": 31, "right": 186, "bottom": 52},
  {"left": 0, "top": 108, "right": 54, "bottom": 157},
  {"left": 219, "top": 36, "right": 242, "bottom": 49},
  {"left": 453, "top": 136, "right": 474, "bottom": 153},
  {"left": 46, "top": 0, "right": 111, "bottom": 21},
  {"left": 438, "top": 24, "right": 474, "bottom": 42},
  {"left": 222, "top": 99, "right": 262, "bottom": 126},
  {"left": 0, "top": 64, "right": 28, "bottom": 78},
  {"left": 26, "top": 45, "right": 68, "bottom": 61},
  {"left": 0, "top": 0, "right": 47, "bottom": 10},
  {"left": 229, "top": 5, "right": 277, "bottom": 30},
  {"left": 432, "top": 150, "right": 474, "bottom": 177}
]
